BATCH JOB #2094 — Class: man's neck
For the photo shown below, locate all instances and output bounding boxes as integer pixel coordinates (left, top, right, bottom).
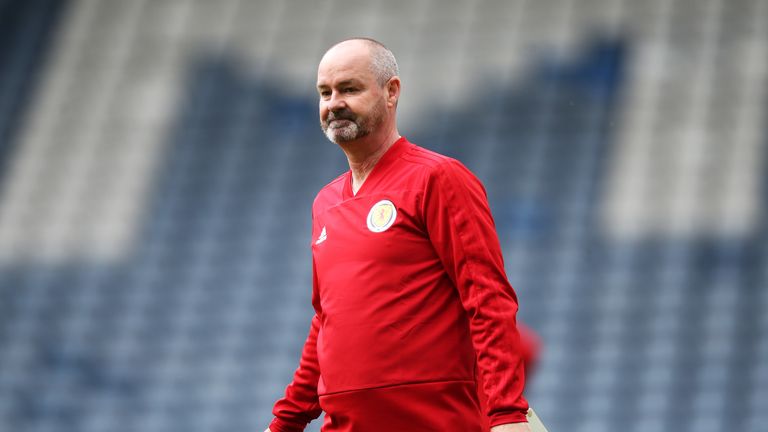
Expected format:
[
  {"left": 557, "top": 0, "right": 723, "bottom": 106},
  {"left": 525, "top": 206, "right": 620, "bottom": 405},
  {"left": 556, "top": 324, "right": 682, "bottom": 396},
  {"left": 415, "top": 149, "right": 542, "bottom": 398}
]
[{"left": 340, "top": 129, "right": 401, "bottom": 195}]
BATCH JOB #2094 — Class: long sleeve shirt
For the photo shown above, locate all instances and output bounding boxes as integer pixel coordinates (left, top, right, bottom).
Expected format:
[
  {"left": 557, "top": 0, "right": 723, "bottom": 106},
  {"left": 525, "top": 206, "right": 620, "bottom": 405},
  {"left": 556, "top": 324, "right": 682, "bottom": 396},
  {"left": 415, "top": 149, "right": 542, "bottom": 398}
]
[{"left": 270, "top": 137, "right": 528, "bottom": 432}]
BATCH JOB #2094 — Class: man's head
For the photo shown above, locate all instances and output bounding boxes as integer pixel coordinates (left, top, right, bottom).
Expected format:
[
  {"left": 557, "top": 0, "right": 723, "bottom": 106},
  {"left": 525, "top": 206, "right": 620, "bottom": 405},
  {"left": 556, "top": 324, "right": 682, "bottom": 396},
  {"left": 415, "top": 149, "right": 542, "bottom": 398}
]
[{"left": 317, "top": 38, "right": 400, "bottom": 144}]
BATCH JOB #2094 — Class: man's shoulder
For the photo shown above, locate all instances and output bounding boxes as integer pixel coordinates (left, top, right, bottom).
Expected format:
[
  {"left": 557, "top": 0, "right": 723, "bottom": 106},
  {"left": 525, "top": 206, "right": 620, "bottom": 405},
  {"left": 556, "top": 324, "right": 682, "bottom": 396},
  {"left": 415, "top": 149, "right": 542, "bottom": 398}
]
[
  {"left": 321, "top": 171, "right": 348, "bottom": 192},
  {"left": 313, "top": 171, "right": 347, "bottom": 209},
  {"left": 401, "top": 142, "right": 456, "bottom": 170},
  {"left": 400, "top": 143, "right": 476, "bottom": 183}
]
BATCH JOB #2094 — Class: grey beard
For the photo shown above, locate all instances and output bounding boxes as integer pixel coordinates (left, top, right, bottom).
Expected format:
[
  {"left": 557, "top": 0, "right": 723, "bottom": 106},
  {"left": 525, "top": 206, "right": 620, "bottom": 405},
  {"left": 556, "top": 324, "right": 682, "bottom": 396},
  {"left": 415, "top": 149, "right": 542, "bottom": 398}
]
[{"left": 324, "top": 121, "right": 367, "bottom": 143}]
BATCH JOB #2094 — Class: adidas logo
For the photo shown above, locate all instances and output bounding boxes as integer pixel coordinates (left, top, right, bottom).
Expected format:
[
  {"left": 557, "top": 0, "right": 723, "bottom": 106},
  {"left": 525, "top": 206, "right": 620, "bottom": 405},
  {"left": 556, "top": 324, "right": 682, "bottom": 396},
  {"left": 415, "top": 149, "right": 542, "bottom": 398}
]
[{"left": 315, "top": 226, "right": 327, "bottom": 245}]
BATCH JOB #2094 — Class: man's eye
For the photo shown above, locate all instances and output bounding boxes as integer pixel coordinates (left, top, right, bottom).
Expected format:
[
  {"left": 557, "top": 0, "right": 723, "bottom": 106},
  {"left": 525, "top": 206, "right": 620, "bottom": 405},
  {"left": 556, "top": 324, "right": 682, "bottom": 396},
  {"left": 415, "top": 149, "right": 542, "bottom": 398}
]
[
  {"left": 320, "top": 91, "right": 331, "bottom": 98},
  {"left": 344, "top": 87, "right": 357, "bottom": 93}
]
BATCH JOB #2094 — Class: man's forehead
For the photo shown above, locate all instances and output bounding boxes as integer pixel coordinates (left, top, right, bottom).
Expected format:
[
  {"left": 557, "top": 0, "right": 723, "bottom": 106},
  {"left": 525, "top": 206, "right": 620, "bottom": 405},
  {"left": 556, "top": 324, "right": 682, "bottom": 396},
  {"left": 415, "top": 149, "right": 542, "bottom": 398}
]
[
  {"left": 316, "top": 77, "right": 363, "bottom": 88},
  {"left": 318, "top": 43, "right": 373, "bottom": 80},
  {"left": 317, "top": 64, "right": 373, "bottom": 88}
]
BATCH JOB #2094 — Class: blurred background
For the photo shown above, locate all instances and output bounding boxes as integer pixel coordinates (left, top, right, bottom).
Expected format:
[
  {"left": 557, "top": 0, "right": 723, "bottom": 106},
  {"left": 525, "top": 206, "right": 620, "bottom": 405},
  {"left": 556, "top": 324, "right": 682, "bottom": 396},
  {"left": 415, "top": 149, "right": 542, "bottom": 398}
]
[{"left": 0, "top": 0, "right": 766, "bottom": 431}]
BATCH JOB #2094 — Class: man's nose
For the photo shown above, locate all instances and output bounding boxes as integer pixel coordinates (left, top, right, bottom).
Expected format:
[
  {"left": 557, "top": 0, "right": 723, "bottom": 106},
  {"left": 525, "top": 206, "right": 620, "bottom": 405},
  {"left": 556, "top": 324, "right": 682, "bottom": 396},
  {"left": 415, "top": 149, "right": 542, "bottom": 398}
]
[{"left": 328, "top": 91, "right": 347, "bottom": 111}]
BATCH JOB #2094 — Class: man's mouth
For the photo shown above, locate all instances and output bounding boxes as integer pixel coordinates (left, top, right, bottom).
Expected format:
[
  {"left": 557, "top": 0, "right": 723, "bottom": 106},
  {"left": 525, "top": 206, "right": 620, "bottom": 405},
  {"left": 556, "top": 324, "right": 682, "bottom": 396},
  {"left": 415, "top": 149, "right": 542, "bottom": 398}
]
[{"left": 329, "top": 118, "right": 353, "bottom": 127}]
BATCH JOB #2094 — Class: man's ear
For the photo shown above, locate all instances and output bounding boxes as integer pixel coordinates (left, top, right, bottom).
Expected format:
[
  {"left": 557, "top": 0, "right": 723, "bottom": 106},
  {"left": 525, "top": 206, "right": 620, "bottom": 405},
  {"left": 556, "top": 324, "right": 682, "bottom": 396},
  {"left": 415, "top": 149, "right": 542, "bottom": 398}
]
[{"left": 386, "top": 76, "right": 401, "bottom": 107}]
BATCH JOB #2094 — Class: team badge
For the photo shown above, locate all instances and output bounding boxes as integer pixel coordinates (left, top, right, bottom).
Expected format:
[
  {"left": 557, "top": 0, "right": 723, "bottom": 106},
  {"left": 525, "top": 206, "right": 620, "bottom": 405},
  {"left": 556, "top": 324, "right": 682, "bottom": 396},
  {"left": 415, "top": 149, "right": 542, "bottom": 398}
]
[{"left": 367, "top": 200, "right": 397, "bottom": 233}]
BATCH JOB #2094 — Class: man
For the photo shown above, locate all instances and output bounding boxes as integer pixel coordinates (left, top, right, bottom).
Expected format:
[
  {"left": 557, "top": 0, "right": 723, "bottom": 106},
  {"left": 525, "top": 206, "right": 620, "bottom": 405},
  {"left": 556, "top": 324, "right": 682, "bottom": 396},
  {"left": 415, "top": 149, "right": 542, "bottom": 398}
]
[{"left": 267, "top": 38, "right": 531, "bottom": 432}]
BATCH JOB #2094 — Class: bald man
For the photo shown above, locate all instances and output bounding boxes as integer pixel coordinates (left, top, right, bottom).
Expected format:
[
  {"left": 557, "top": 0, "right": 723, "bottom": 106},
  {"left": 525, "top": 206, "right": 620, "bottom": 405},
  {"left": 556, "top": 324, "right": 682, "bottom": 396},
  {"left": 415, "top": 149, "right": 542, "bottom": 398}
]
[{"left": 267, "top": 38, "right": 531, "bottom": 432}]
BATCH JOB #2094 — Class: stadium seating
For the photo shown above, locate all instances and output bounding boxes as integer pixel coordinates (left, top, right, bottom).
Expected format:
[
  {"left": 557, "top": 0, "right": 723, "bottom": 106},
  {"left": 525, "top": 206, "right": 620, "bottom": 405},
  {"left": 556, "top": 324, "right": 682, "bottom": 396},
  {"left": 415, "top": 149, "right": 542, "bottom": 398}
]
[{"left": 0, "top": 0, "right": 766, "bottom": 431}]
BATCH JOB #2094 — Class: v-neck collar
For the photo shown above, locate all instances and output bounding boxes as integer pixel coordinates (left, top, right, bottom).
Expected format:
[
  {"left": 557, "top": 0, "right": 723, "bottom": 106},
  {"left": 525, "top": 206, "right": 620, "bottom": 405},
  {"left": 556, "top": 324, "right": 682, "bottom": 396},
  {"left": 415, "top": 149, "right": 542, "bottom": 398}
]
[{"left": 342, "top": 136, "right": 410, "bottom": 200}]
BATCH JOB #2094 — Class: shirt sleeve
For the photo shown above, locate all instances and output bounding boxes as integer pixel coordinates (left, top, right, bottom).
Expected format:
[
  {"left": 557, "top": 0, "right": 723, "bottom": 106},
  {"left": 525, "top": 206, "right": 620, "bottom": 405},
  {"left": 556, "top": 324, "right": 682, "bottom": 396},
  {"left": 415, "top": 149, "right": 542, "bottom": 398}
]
[
  {"left": 269, "top": 259, "right": 324, "bottom": 432},
  {"left": 422, "top": 159, "right": 529, "bottom": 426}
]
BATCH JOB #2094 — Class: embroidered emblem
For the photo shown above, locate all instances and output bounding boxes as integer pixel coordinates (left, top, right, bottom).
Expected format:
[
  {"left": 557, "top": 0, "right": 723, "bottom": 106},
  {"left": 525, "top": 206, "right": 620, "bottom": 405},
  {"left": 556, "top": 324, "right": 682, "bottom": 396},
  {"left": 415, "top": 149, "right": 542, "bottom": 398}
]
[{"left": 367, "top": 200, "right": 397, "bottom": 233}]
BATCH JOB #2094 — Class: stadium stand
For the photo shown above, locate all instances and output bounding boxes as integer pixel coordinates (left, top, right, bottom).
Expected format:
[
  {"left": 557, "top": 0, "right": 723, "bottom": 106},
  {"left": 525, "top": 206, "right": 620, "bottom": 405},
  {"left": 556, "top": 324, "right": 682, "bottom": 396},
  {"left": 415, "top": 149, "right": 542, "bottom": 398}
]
[{"left": 0, "top": 1, "right": 766, "bottom": 431}]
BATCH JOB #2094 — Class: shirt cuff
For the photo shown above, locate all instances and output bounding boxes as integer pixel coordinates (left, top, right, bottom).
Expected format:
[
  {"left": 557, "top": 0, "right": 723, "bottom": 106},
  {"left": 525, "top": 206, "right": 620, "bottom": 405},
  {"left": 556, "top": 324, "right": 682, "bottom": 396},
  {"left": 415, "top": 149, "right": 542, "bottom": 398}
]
[
  {"left": 489, "top": 410, "right": 530, "bottom": 427},
  {"left": 268, "top": 417, "right": 307, "bottom": 432}
]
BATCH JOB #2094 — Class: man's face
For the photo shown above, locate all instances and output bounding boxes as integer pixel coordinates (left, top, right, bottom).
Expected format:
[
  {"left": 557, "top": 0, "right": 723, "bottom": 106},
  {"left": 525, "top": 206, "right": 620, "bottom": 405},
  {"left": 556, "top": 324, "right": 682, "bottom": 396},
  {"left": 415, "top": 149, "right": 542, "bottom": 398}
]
[{"left": 317, "top": 43, "right": 387, "bottom": 144}]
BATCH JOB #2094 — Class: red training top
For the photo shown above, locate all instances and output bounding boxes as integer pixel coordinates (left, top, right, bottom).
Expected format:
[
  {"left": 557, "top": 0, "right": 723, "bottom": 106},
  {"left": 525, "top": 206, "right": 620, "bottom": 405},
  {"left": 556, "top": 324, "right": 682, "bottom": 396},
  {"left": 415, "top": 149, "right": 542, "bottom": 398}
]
[{"left": 270, "top": 138, "right": 529, "bottom": 432}]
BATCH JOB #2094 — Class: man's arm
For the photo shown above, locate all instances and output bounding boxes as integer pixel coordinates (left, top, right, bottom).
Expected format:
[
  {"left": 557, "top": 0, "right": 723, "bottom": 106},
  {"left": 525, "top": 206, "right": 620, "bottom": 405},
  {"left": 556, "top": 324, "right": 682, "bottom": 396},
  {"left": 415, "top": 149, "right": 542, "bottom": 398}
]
[
  {"left": 268, "top": 314, "right": 323, "bottom": 432},
  {"left": 492, "top": 423, "right": 532, "bottom": 432},
  {"left": 268, "top": 245, "right": 325, "bottom": 432},
  {"left": 423, "top": 160, "right": 529, "bottom": 426}
]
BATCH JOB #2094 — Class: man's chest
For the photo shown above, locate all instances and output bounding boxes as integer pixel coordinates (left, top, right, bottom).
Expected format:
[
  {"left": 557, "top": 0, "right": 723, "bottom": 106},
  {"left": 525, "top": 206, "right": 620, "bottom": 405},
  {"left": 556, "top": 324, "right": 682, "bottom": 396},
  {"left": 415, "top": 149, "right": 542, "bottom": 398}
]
[
  {"left": 311, "top": 188, "right": 447, "bottom": 319},
  {"left": 311, "top": 190, "right": 427, "bottom": 266}
]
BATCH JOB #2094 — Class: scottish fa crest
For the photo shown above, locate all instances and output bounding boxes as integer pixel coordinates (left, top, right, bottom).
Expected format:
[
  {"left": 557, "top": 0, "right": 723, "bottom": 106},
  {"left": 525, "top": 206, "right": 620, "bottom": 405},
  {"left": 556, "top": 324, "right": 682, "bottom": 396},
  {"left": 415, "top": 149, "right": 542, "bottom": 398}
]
[{"left": 367, "top": 200, "right": 397, "bottom": 233}]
